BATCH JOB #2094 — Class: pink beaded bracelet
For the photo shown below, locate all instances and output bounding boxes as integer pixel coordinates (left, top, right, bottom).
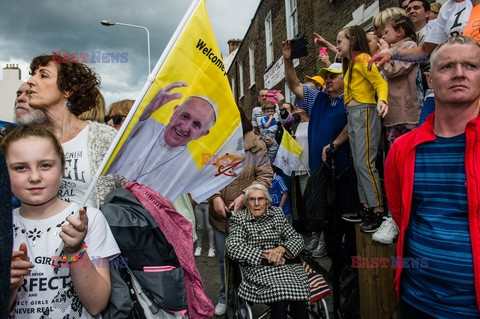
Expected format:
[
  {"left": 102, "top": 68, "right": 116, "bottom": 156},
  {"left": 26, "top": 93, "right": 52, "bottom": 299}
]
[{"left": 60, "top": 241, "right": 88, "bottom": 263}]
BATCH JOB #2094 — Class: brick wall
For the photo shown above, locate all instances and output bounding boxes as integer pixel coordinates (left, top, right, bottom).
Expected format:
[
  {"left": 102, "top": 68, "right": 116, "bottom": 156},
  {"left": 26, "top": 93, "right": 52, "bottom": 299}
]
[{"left": 228, "top": 0, "right": 398, "bottom": 116}]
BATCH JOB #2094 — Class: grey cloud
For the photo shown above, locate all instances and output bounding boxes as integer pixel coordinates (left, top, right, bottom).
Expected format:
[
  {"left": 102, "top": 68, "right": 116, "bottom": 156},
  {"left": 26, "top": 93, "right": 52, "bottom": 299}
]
[{"left": 0, "top": 0, "right": 259, "bottom": 107}]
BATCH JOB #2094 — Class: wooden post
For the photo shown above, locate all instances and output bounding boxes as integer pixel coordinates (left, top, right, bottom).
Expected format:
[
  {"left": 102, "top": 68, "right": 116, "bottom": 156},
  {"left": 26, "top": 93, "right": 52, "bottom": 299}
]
[{"left": 354, "top": 224, "right": 399, "bottom": 319}]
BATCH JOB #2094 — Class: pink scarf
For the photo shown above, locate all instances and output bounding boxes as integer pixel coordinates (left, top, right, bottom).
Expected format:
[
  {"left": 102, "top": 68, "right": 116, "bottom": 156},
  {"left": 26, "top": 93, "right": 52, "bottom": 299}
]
[{"left": 125, "top": 182, "right": 214, "bottom": 319}]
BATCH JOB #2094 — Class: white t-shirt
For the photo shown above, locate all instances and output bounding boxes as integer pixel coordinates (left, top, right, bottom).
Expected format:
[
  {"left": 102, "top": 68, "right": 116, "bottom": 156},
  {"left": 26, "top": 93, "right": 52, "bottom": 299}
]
[
  {"left": 417, "top": 20, "right": 434, "bottom": 45},
  {"left": 292, "top": 122, "right": 309, "bottom": 173},
  {"left": 11, "top": 202, "right": 120, "bottom": 318},
  {"left": 60, "top": 126, "right": 96, "bottom": 207},
  {"left": 425, "top": 0, "right": 472, "bottom": 45}
]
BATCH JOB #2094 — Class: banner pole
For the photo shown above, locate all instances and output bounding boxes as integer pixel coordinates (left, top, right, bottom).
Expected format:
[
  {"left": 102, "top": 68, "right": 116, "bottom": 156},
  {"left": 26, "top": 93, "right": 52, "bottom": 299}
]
[
  {"left": 78, "top": 0, "right": 203, "bottom": 209},
  {"left": 55, "top": 0, "right": 203, "bottom": 256}
]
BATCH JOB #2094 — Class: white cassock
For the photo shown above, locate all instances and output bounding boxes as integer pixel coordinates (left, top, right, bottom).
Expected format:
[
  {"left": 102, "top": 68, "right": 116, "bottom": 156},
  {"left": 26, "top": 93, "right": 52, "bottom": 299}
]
[{"left": 108, "top": 118, "right": 243, "bottom": 202}]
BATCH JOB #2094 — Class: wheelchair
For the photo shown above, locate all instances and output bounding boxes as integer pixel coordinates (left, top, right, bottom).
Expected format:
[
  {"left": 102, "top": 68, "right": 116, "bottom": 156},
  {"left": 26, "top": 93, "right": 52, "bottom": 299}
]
[{"left": 227, "top": 251, "right": 330, "bottom": 319}]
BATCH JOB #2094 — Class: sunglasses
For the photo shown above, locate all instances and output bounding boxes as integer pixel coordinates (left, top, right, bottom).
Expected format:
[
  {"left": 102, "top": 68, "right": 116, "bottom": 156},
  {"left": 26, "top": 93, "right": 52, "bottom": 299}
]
[{"left": 104, "top": 114, "right": 126, "bottom": 125}]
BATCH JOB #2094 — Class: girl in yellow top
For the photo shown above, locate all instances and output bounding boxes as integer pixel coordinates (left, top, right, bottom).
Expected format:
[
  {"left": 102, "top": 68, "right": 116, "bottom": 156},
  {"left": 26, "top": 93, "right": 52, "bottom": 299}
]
[{"left": 337, "top": 25, "right": 389, "bottom": 232}]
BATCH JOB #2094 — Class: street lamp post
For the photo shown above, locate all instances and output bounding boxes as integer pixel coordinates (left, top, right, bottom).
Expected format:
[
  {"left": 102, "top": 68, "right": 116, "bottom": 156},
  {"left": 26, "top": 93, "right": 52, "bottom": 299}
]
[{"left": 101, "top": 20, "right": 151, "bottom": 75}]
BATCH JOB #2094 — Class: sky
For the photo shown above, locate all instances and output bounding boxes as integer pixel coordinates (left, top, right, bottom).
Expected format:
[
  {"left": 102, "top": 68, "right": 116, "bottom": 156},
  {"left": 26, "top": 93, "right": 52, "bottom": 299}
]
[{"left": 0, "top": 0, "right": 259, "bottom": 108}]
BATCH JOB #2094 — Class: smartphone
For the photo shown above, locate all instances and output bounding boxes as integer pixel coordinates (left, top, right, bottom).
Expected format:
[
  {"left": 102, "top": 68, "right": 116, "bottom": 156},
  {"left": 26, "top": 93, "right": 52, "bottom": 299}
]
[
  {"left": 268, "top": 89, "right": 281, "bottom": 96},
  {"left": 266, "top": 90, "right": 281, "bottom": 103},
  {"left": 319, "top": 47, "right": 327, "bottom": 56},
  {"left": 291, "top": 34, "right": 308, "bottom": 59}
]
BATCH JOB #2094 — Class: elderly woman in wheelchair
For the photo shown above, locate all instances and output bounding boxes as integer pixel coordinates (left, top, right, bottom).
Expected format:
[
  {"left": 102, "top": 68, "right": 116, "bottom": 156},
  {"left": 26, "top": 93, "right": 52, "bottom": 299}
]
[{"left": 226, "top": 183, "right": 310, "bottom": 319}]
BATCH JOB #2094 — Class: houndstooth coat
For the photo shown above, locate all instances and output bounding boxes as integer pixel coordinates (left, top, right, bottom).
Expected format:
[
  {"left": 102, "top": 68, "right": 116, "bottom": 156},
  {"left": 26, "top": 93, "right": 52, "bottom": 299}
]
[{"left": 226, "top": 206, "right": 309, "bottom": 303}]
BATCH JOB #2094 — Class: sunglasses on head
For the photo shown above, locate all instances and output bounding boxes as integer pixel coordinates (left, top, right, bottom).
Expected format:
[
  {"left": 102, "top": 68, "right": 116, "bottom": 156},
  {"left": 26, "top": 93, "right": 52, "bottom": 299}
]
[{"left": 104, "top": 114, "right": 126, "bottom": 125}]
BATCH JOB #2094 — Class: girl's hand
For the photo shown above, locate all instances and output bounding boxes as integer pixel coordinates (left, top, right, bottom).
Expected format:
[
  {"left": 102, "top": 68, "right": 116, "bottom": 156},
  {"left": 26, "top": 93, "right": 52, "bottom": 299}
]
[
  {"left": 313, "top": 32, "right": 328, "bottom": 46},
  {"left": 377, "top": 100, "right": 389, "bottom": 118},
  {"left": 378, "top": 39, "right": 389, "bottom": 51},
  {"left": 11, "top": 243, "right": 34, "bottom": 290},
  {"left": 60, "top": 207, "right": 88, "bottom": 256},
  {"left": 318, "top": 53, "right": 331, "bottom": 67},
  {"left": 368, "top": 51, "right": 392, "bottom": 70}
]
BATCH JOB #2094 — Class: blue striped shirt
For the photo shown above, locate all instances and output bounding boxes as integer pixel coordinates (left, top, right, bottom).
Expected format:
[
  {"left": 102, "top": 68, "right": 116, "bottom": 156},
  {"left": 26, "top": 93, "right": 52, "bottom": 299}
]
[{"left": 402, "top": 133, "right": 479, "bottom": 317}]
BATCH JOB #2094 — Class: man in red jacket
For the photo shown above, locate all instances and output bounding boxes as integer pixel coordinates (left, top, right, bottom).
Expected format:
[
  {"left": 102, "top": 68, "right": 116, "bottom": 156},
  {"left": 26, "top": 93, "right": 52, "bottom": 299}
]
[{"left": 385, "top": 35, "right": 480, "bottom": 317}]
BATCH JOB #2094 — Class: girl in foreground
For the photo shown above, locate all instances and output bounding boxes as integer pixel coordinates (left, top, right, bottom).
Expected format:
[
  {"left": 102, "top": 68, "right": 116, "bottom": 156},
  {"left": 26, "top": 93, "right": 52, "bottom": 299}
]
[{"left": 3, "top": 126, "right": 119, "bottom": 318}]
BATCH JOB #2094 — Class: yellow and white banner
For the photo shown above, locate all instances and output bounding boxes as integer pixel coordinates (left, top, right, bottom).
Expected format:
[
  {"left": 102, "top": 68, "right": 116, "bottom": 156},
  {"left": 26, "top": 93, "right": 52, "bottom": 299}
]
[
  {"left": 103, "top": 0, "right": 243, "bottom": 202},
  {"left": 273, "top": 129, "right": 302, "bottom": 176}
]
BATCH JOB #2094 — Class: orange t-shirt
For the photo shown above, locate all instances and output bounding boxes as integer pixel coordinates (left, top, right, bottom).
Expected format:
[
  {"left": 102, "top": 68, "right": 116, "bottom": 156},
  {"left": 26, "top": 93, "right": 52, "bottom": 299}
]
[{"left": 463, "top": 4, "right": 480, "bottom": 42}]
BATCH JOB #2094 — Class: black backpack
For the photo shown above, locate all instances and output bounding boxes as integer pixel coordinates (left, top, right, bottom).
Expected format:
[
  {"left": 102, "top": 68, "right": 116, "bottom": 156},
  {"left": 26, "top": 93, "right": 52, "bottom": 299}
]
[{"left": 100, "top": 188, "right": 187, "bottom": 318}]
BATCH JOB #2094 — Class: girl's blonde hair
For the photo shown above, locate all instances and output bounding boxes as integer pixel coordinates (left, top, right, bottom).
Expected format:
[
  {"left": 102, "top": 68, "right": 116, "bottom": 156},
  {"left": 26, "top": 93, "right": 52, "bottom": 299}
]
[{"left": 372, "top": 7, "right": 406, "bottom": 30}]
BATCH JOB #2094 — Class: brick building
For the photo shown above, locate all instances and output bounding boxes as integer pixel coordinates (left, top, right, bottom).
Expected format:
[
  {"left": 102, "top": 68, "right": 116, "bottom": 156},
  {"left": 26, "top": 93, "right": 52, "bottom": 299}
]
[{"left": 227, "top": 0, "right": 397, "bottom": 115}]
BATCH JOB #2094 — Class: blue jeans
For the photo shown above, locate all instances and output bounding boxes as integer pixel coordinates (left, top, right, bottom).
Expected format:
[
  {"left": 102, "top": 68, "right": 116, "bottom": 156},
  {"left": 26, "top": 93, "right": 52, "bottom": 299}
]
[{"left": 214, "top": 228, "right": 235, "bottom": 305}]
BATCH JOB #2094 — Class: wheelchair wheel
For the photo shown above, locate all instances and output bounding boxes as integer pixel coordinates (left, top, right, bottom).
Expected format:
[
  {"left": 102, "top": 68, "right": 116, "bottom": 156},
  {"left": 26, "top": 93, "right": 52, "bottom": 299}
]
[{"left": 233, "top": 298, "right": 253, "bottom": 319}]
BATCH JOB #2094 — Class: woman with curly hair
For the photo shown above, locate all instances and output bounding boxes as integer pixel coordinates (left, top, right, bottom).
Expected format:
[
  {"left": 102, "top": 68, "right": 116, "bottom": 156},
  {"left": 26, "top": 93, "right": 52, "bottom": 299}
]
[{"left": 27, "top": 53, "right": 125, "bottom": 207}]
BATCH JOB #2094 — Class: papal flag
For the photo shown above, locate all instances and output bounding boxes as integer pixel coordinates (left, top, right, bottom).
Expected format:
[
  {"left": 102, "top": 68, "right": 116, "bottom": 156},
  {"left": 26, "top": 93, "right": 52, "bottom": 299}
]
[
  {"left": 97, "top": 0, "right": 244, "bottom": 204},
  {"left": 273, "top": 129, "right": 303, "bottom": 176}
]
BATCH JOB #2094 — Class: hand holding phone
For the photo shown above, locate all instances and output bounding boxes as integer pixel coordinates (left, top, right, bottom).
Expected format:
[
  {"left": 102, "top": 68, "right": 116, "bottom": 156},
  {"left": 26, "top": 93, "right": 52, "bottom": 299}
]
[
  {"left": 266, "top": 90, "right": 281, "bottom": 103},
  {"left": 291, "top": 34, "right": 308, "bottom": 59},
  {"left": 319, "top": 47, "right": 327, "bottom": 56}
]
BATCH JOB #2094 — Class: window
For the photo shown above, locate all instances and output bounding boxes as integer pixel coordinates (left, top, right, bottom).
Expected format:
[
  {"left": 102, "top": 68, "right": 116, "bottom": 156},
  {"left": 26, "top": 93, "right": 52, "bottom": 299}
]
[
  {"left": 285, "top": 0, "right": 298, "bottom": 39},
  {"left": 239, "top": 62, "right": 244, "bottom": 98},
  {"left": 249, "top": 43, "right": 255, "bottom": 87},
  {"left": 344, "top": 0, "right": 380, "bottom": 29},
  {"left": 265, "top": 11, "right": 274, "bottom": 66},
  {"left": 231, "top": 78, "right": 236, "bottom": 99},
  {"left": 284, "top": 83, "right": 295, "bottom": 105}
]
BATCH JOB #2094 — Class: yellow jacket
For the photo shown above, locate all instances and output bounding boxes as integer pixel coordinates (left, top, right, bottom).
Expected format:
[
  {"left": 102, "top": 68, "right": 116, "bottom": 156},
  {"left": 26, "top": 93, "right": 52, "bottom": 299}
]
[{"left": 344, "top": 53, "right": 388, "bottom": 105}]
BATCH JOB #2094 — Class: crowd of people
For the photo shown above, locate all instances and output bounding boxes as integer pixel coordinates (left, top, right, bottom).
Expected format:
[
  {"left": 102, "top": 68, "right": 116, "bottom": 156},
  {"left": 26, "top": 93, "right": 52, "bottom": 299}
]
[{"left": 2, "top": 0, "right": 480, "bottom": 318}]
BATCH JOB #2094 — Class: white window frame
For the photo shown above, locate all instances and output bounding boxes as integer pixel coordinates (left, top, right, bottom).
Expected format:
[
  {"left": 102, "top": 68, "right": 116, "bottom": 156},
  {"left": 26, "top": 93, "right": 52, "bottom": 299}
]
[
  {"left": 265, "top": 11, "right": 274, "bottom": 67},
  {"left": 249, "top": 43, "right": 255, "bottom": 88},
  {"left": 285, "top": 0, "right": 298, "bottom": 39},
  {"left": 231, "top": 78, "right": 236, "bottom": 99},
  {"left": 344, "top": 0, "right": 380, "bottom": 28},
  {"left": 238, "top": 62, "right": 244, "bottom": 98},
  {"left": 284, "top": 83, "right": 295, "bottom": 105}
]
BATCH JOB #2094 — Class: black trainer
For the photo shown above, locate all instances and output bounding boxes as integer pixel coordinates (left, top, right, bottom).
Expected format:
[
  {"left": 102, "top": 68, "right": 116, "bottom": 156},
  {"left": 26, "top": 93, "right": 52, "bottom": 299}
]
[
  {"left": 341, "top": 207, "right": 370, "bottom": 223},
  {"left": 360, "top": 213, "right": 385, "bottom": 233}
]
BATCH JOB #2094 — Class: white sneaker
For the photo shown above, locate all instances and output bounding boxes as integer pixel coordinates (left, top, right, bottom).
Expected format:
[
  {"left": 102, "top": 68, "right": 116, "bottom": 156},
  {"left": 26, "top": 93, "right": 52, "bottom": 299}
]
[
  {"left": 305, "top": 238, "right": 319, "bottom": 251},
  {"left": 194, "top": 247, "right": 202, "bottom": 257},
  {"left": 208, "top": 247, "right": 216, "bottom": 257},
  {"left": 239, "top": 308, "right": 247, "bottom": 318},
  {"left": 311, "top": 241, "right": 327, "bottom": 257},
  {"left": 214, "top": 302, "right": 227, "bottom": 316},
  {"left": 372, "top": 217, "right": 399, "bottom": 245}
]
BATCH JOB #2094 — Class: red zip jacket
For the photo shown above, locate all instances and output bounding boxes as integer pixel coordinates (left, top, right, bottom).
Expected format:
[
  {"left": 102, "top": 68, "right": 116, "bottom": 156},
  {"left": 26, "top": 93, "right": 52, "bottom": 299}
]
[{"left": 384, "top": 111, "right": 480, "bottom": 311}]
